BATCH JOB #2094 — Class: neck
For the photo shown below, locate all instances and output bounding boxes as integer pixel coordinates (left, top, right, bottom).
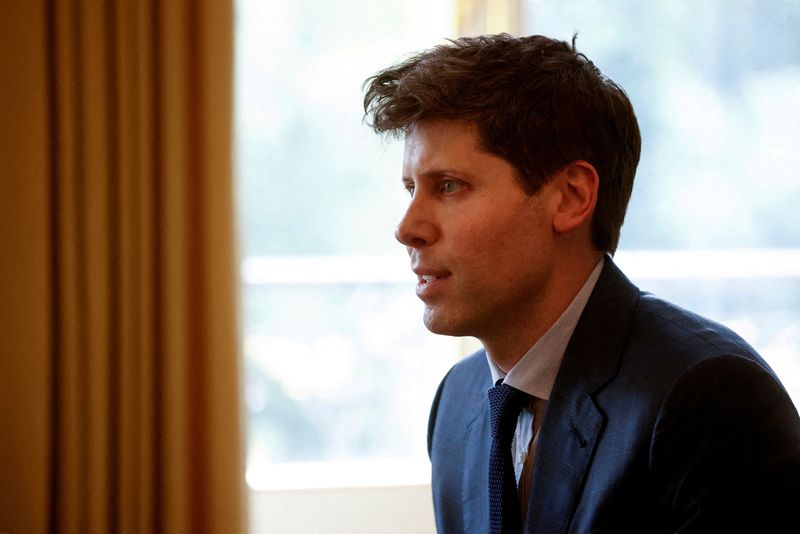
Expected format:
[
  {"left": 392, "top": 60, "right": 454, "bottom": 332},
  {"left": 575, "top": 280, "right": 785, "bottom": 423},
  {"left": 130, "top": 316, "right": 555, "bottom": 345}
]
[{"left": 482, "top": 249, "right": 602, "bottom": 373}]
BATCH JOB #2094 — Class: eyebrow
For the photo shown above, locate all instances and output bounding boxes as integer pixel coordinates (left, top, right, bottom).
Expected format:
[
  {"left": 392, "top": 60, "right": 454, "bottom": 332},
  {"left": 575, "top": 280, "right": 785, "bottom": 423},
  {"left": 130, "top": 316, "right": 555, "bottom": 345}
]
[{"left": 401, "top": 168, "right": 477, "bottom": 182}]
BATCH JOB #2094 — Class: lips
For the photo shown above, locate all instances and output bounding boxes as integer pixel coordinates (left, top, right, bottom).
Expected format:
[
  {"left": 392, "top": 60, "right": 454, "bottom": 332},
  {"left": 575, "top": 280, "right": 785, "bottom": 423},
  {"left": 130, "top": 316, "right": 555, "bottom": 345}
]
[
  {"left": 412, "top": 266, "right": 451, "bottom": 282},
  {"left": 412, "top": 266, "right": 452, "bottom": 299}
]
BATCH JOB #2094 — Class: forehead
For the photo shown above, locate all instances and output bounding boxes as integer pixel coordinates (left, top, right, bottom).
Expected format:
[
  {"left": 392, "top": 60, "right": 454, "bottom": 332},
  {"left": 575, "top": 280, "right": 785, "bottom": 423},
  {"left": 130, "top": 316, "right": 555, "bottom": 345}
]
[
  {"left": 402, "top": 119, "right": 486, "bottom": 172},
  {"left": 401, "top": 119, "right": 529, "bottom": 197}
]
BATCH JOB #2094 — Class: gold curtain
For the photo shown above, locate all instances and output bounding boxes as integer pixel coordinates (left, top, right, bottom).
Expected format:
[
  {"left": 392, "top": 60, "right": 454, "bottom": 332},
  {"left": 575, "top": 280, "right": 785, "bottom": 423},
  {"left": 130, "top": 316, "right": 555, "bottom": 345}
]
[{"left": 0, "top": 0, "right": 245, "bottom": 532}]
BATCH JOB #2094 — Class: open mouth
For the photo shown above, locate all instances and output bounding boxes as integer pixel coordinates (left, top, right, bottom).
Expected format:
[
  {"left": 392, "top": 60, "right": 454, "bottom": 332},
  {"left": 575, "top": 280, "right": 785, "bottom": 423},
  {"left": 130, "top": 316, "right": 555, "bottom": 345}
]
[
  {"left": 414, "top": 271, "right": 451, "bottom": 299},
  {"left": 417, "top": 273, "right": 450, "bottom": 291},
  {"left": 418, "top": 273, "right": 450, "bottom": 284}
]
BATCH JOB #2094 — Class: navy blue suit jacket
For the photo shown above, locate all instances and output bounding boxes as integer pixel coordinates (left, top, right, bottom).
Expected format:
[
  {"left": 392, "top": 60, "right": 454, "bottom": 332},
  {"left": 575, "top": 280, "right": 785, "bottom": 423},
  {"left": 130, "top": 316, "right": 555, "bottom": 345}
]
[{"left": 428, "top": 258, "right": 800, "bottom": 533}]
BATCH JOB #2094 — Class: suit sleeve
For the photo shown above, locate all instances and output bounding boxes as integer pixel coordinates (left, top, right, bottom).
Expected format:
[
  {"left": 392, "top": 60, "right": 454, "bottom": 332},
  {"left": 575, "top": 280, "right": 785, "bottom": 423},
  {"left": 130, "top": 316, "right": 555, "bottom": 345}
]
[{"left": 649, "top": 354, "right": 800, "bottom": 532}]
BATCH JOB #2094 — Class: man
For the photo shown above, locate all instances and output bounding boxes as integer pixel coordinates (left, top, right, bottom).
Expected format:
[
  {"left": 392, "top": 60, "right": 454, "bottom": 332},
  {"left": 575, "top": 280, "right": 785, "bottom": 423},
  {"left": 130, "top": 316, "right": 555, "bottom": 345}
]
[{"left": 363, "top": 34, "right": 800, "bottom": 533}]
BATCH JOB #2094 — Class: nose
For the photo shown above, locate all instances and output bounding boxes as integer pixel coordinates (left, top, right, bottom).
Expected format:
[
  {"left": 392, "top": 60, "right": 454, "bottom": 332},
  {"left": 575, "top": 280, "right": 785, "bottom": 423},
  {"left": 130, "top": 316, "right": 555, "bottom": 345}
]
[{"left": 394, "top": 196, "right": 438, "bottom": 249}]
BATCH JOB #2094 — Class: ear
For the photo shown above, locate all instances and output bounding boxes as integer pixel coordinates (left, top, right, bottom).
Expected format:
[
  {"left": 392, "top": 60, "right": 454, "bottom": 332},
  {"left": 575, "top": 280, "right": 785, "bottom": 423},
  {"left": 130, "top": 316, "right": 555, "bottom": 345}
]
[{"left": 552, "top": 161, "right": 599, "bottom": 234}]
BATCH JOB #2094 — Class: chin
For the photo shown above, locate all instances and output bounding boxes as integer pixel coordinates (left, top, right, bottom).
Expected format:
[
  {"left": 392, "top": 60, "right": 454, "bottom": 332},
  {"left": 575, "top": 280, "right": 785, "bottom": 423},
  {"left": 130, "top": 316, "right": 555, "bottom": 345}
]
[{"left": 422, "top": 307, "right": 474, "bottom": 337}]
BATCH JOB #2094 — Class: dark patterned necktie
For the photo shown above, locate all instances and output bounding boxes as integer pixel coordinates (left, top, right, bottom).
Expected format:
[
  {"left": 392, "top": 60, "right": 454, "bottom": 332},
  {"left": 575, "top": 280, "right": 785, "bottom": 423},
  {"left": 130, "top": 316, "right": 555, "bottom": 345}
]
[{"left": 488, "top": 381, "right": 529, "bottom": 534}]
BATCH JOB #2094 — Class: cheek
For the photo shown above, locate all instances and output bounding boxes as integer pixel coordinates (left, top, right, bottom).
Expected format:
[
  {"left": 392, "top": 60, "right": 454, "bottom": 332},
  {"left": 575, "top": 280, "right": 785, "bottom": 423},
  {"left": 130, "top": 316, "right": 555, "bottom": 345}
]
[
  {"left": 443, "top": 207, "right": 490, "bottom": 244},
  {"left": 485, "top": 210, "right": 550, "bottom": 273},
  {"left": 444, "top": 199, "right": 550, "bottom": 273}
]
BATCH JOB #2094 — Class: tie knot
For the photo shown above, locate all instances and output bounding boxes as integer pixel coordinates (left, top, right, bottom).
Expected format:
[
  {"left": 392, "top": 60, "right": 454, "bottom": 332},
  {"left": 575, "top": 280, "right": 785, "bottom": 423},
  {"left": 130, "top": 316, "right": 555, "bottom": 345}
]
[{"left": 487, "top": 382, "right": 529, "bottom": 442}]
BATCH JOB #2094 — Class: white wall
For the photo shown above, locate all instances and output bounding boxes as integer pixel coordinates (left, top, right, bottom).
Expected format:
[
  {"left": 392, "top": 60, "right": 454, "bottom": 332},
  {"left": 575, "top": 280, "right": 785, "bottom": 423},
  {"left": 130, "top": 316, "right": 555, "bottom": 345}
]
[{"left": 250, "top": 485, "right": 436, "bottom": 534}]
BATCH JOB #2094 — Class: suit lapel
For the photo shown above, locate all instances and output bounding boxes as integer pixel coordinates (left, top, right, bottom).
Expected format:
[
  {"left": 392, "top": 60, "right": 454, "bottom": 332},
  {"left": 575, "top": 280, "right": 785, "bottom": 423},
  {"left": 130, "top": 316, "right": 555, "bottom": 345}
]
[{"left": 525, "top": 257, "right": 640, "bottom": 533}]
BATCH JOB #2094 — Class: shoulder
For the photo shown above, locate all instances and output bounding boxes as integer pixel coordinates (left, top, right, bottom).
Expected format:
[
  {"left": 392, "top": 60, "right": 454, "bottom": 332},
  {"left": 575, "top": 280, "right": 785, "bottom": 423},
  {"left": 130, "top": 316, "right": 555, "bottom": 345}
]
[
  {"left": 430, "top": 349, "right": 492, "bottom": 414},
  {"left": 593, "top": 256, "right": 773, "bottom": 376},
  {"left": 644, "top": 325, "right": 800, "bottom": 528},
  {"left": 630, "top": 292, "right": 778, "bottom": 379},
  {"left": 443, "top": 349, "right": 492, "bottom": 389},
  {"left": 427, "top": 349, "right": 491, "bottom": 456},
  {"left": 622, "top": 295, "right": 800, "bottom": 527},
  {"left": 617, "top": 291, "right": 794, "bottom": 424}
]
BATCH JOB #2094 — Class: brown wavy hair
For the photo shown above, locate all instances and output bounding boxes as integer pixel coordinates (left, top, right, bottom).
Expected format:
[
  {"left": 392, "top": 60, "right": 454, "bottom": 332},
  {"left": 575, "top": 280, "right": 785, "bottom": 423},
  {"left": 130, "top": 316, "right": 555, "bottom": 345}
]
[{"left": 363, "top": 34, "right": 641, "bottom": 254}]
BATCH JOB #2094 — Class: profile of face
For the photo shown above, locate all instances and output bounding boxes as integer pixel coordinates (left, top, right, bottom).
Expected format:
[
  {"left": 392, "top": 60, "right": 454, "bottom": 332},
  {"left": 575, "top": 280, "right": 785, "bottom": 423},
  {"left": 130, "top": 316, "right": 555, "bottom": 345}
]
[{"left": 396, "top": 119, "right": 562, "bottom": 341}]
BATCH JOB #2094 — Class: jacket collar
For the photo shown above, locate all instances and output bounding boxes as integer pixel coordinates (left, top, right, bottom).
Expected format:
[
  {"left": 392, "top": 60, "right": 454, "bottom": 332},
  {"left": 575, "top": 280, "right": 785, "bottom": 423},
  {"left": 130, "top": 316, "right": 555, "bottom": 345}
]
[{"left": 525, "top": 256, "right": 640, "bottom": 533}]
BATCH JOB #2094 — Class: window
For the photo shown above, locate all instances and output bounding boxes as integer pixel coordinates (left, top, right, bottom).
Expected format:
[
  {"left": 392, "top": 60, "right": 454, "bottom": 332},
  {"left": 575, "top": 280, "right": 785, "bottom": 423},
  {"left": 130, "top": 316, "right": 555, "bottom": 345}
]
[
  {"left": 235, "top": 0, "right": 459, "bottom": 492},
  {"left": 236, "top": 1, "right": 800, "bottom": 531}
]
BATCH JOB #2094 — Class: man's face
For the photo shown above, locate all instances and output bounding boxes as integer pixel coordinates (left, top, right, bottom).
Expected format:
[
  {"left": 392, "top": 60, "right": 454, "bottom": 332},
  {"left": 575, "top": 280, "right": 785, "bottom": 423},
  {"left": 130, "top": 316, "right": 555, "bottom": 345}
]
[{"left": 396, "top": 119, "right": 559, "bottom": 340}]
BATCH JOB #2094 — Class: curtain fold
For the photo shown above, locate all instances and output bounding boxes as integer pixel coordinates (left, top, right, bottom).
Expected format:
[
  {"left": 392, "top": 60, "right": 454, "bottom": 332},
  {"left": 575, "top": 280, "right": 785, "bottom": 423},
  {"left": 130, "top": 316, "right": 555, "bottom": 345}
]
[{"left": 0, "top": 1, "right": 245, "bottom": 532}]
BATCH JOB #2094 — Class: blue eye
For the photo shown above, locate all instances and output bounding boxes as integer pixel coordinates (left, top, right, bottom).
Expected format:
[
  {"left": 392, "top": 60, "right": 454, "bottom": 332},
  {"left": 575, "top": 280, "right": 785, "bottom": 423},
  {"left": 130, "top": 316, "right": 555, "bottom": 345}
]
[{"left": 442, "top": 179, "right": 459, "bottom": 194}]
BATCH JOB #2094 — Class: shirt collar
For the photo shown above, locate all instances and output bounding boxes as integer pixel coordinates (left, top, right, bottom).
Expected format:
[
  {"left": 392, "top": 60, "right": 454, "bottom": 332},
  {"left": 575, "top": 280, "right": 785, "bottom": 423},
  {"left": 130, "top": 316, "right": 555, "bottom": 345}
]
[{"left": 487, "top": 257, "right": 605, "bottom": 400}]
